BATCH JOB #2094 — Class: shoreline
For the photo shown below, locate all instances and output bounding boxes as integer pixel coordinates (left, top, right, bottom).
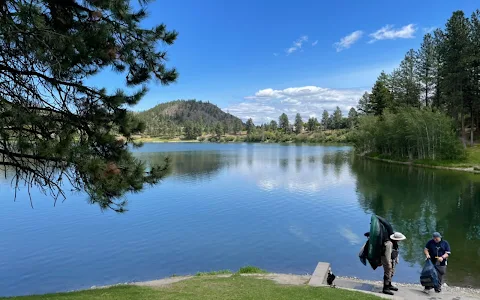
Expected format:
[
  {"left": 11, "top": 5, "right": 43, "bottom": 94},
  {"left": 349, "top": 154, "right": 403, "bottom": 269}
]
[
  {"left": 6, "top": 272, "right": 480, "bottom": 299},
  {"left": 104, "top": 273, "right": 480, "bottom": 297},
  {"left": 363, "top": 155, "right": 480, "bottom": 174}
]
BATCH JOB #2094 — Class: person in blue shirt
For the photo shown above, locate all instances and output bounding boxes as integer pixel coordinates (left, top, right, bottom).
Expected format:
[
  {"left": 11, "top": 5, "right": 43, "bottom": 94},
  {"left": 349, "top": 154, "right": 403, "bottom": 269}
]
[{"left": 423, "top": 232, "right": 451, "bottom": 294}]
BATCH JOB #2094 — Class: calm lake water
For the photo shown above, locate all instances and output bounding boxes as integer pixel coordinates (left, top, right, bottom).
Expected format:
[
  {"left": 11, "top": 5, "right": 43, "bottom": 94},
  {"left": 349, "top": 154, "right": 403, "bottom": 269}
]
[{"left": 0, "top": 143, "right": 479, "bottom": 296}]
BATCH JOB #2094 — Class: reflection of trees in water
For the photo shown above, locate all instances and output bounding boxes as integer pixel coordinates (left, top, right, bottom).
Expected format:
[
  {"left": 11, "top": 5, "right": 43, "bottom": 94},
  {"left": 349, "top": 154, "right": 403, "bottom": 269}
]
[
  {"left": 279, "top": 158, "right": 289, "bottom": 171},
  {"left": 321, "top": 151, "right": 352, "bottom": 179},
  {"left": 351, "top": 158, "right": 480, "bottom": 286},
  {"left": 136, "top": 151, "right": 229, "bottom": 181}
]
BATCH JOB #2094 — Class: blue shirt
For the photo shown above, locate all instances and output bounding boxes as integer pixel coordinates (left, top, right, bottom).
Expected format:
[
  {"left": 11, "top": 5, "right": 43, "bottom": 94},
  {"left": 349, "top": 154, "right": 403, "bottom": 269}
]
[{"left": 425, "top": 239, "right": 451, "bottom": 266}]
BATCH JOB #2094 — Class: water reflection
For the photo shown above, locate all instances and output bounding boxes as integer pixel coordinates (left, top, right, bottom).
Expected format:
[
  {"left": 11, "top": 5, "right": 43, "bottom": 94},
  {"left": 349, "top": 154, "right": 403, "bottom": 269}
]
[
  {"left": 135, "top": 151, "right": 230, "bottom": 182},
  {"left": 2, "top": 143, "right": 480, "bottom": 297},
  {"left": 351, "top": 158, "right": 480, "bottom": 287}
]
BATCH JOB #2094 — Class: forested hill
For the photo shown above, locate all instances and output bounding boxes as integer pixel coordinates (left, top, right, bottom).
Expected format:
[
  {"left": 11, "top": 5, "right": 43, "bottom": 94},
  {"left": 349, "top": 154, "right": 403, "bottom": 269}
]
[{"left": 135, "top": 100, "right": 243, "bottom": 137}]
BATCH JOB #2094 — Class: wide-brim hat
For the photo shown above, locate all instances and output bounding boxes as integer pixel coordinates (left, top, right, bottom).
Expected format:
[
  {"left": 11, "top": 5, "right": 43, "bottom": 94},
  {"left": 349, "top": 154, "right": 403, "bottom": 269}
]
[{"left": 390, "top": 232, "right": 407, "bottom": 241}]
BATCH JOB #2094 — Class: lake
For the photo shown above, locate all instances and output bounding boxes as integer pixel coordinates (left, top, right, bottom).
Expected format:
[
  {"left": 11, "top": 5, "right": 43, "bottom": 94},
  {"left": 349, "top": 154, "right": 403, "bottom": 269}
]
[{"left": 0, "top": 143, "right": 479, "bottom": 296}]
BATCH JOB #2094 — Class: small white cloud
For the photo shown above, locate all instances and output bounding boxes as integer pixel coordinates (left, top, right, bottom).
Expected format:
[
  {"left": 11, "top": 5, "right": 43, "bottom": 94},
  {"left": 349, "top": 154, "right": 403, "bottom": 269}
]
[
  {"left": 422, "top": 26, "right": 436, "bottom": 34},
  {"left": 286, "top": 35, "right": 308, "bottom": 55},
  {"left": 312, "top": 40, "right": 318, "bottom": 46},
  {"left": 334, "top": 30, "right": 364, "bottom": 52},
  {"left": 369, "top": 24, "right": 416, "bottom": 43},
  {"left": 273, "top": 53, "right": 279, "bottom": 56}
]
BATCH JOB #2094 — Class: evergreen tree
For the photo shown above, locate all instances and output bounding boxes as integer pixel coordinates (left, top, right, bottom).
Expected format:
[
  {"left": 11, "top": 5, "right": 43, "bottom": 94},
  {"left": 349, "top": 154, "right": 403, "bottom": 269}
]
[
  {"left": 232, "top": 120, "right": 241, "bottom": 135},
  {"left": 183, "top": 122, "right": 201, "bottom": 140},
  {"left": 348, "top": 107, "right": 358, "bottom": 128},
  {"left": 379, "top": 71, "right": 394, "bottom": 94},
  {"left": 357, "top": 92, "right": 371, "bottom": 115},
  {"left": 394, "top": 49, "right": 420, "bottom": 107},
  {"left": 246, "top": 118, "right": 255, "bottom": 134},
  {"left": 269, "top": 120, "right": 278, "bottom": 131},
  {"left": 333, "top": 107, "right": 343, "bottom": 129},
  {"left": 294, "top": 113, "right": 304, "bottom": 134},
  {"left": 416, "top": 33, "right": 436, "bottom": 107},
  {"left": 214, "top": 123, "right": 223, "bottom": 137},
  {"left": 470, "top": 10, "right": 480, "bottom": 145},
  {"left": 321, "top": 110, "right": 330, "bottom": 130},
  {"left": 222, "top": 122, "right": 228, "bottom": 135},
  {"left": 432, "top": 29, "right": 445, "bottom": 109},
  {"left": 0, "top": 0, "right": 177, "bottom": 211},
  {"left": 369, "top": 78, "right": 393, "bottom": 116},
  {"left": 279, "top": 113, "right": 289, "bottom": 133},
  {"left": 194, "top": 124, "right": 202, "bottom": 137},
  {"left": 440, "top": 10, "right": 471, "bottom": 145},
  {"left": 306, "top": 117, "right": 319, "bottom": 132}
]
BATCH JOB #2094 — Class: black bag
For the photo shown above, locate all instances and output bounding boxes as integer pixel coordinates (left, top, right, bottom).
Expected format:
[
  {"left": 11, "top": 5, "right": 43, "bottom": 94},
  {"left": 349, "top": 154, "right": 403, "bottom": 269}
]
[
  {"left": 359, "top": 241, "right": 368, "bottom": 266},
  {"left": 327, "top": 270, "right": 336, "bottom": 286},
  {"left": 420, "top": 259, "right": 440, "bottom": 289}
]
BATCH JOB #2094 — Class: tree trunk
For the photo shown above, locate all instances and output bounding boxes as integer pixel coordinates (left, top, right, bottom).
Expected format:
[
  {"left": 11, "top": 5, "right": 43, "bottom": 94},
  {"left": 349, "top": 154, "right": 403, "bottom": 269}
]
[
  {"left": 472, "top": 105, "right": 475, "bottom": 147},
  {"left": 461, "top": 108, "right": 467, "bottom": 148}
]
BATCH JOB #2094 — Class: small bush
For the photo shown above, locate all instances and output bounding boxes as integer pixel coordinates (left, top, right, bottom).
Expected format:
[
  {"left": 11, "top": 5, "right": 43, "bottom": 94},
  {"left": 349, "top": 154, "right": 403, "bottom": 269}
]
[
  {"left": 237, "top": 266, "right": 267, "bottom": 274},
  {"left": 293, "top": 133, "right": 308, "bottom": 143}
]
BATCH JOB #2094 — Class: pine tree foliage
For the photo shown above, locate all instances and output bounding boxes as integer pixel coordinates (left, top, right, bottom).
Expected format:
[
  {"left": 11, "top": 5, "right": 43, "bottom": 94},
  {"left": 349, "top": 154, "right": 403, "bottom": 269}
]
[
  {"left": 356, "top": 9, "right": 480, "bottom": 150},
  {"left": 294, "top": 113, "right": 303, "bottom": 134},
  {"left": 0, "top": 0, "right": 178, "bottom": 211},
  {"left": 279, "top": 113, "right": 289, "bottom": 133}
]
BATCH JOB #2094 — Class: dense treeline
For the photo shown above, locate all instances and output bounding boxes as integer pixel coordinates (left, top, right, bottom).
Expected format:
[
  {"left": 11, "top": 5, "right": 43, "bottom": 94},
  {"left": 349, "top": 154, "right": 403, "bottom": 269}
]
[
  {"left": 355, "top": 9, "right": 480, "bottom": 160},
  {"left": 244, "top": 107, "right": 358, "bottom": 143},
  {"left": 354, "top": 109, "right": 463, "bottom": 160},
  {"left": 135, "top": 100, "right": 243, "bottom": 139},
  {"left": 136, "top": 99, "right": 357, "bottom": 143}
]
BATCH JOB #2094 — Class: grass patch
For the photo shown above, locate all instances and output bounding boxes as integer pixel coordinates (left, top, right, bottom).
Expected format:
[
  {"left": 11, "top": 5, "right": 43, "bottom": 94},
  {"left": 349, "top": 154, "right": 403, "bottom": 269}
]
[
  {"left": 366, "top": 145, "right": 480, "bottom": 170},
  {"left": 195, "top": 270, "right": 232, "bottom": 276},
  {"left": 3, "top": 276, "right": 382, "bottom": 300},
  {"left": 237, "top": 266, "right": 267, "bottom": 274}
]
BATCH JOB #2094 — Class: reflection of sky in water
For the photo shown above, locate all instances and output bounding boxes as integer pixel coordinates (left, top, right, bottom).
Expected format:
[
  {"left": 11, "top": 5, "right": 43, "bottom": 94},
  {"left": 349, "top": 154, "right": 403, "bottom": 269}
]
[{"left": 338, "top": 227, "right": 361, "bottom": 245}]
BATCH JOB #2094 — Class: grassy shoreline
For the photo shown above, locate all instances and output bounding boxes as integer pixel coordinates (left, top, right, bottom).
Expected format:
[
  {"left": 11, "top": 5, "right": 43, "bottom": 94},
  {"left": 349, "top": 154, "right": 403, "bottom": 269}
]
[
  {"left": 363, "top": 145, "right": 480, "bottom": 174},
  {"left": 130, "top": 129, "right": 353, "bottom": 144},
  {"left": 1, "top": 274, "right": 381, "bottom": 300}
]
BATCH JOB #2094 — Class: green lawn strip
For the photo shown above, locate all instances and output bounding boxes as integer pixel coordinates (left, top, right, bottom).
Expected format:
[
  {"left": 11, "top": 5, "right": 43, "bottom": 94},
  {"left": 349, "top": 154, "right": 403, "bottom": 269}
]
[
  {"left": 2, "top": 276, "right": 382, "bottom": 300},
  {"left": 367, "top": 145, "right": 480, "bottom": 170}
]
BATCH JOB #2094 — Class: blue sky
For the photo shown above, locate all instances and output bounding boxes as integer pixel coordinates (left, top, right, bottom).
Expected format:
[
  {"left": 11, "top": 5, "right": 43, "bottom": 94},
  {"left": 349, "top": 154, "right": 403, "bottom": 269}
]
[{"left": 92, "top": 0, "right": 479, "bottom": 123}]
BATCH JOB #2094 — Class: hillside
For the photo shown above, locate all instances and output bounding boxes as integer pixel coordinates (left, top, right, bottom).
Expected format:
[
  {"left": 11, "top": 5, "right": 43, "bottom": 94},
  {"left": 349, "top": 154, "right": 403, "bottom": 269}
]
[{"left": 135, "top": 100, "right": 243, "bottom": 137}]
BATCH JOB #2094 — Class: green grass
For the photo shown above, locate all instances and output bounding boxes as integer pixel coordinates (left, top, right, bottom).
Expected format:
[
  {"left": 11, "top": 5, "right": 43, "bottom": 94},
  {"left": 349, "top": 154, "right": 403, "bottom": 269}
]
[
  {"left": 367, "top": 145, "right": 480, "bottom": 170},
  {"left": 3, "top": 276, "right": 382, "bottom": 300},
  {"left": 194, "top": 266, "right": 266, "bottom": 276},
  {"left": 414, "top": 145, "right": 480, "bottom": 169},
  {"left": 195, "top": 270, "right": 233, "bottom": 276}
]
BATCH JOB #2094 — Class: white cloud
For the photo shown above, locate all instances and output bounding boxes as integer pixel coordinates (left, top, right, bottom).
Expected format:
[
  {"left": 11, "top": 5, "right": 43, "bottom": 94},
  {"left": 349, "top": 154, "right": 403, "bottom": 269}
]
[
  {"left": 286, "top": 35, "right": 308, "bottom": 55},
  {"left": 224, "top": 86, "right": 366, "bottom": 124},
  {"left": 333, "top": 30, "right": 364, "bottom": 52},
  {"left": 273, "top": 53, "right": 279, "bottom": 56},
  {"left": 312, "top": 40, "right": 318, "bottom": 46},
  {"left": 368, "top": 24, "right": 416, "bottom": 43}
]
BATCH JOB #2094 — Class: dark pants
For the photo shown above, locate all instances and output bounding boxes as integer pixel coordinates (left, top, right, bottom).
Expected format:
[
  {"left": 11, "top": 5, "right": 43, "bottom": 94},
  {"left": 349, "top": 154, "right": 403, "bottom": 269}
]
[{"left": 426, "top": 265, "right": 446, "bottom": 291}]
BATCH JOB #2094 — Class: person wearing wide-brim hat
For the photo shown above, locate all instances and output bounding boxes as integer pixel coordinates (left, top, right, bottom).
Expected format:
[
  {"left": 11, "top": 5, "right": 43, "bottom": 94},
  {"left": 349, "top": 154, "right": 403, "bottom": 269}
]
[{"left": 382, "top": 232, "right": 407, "bottom": 295}]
